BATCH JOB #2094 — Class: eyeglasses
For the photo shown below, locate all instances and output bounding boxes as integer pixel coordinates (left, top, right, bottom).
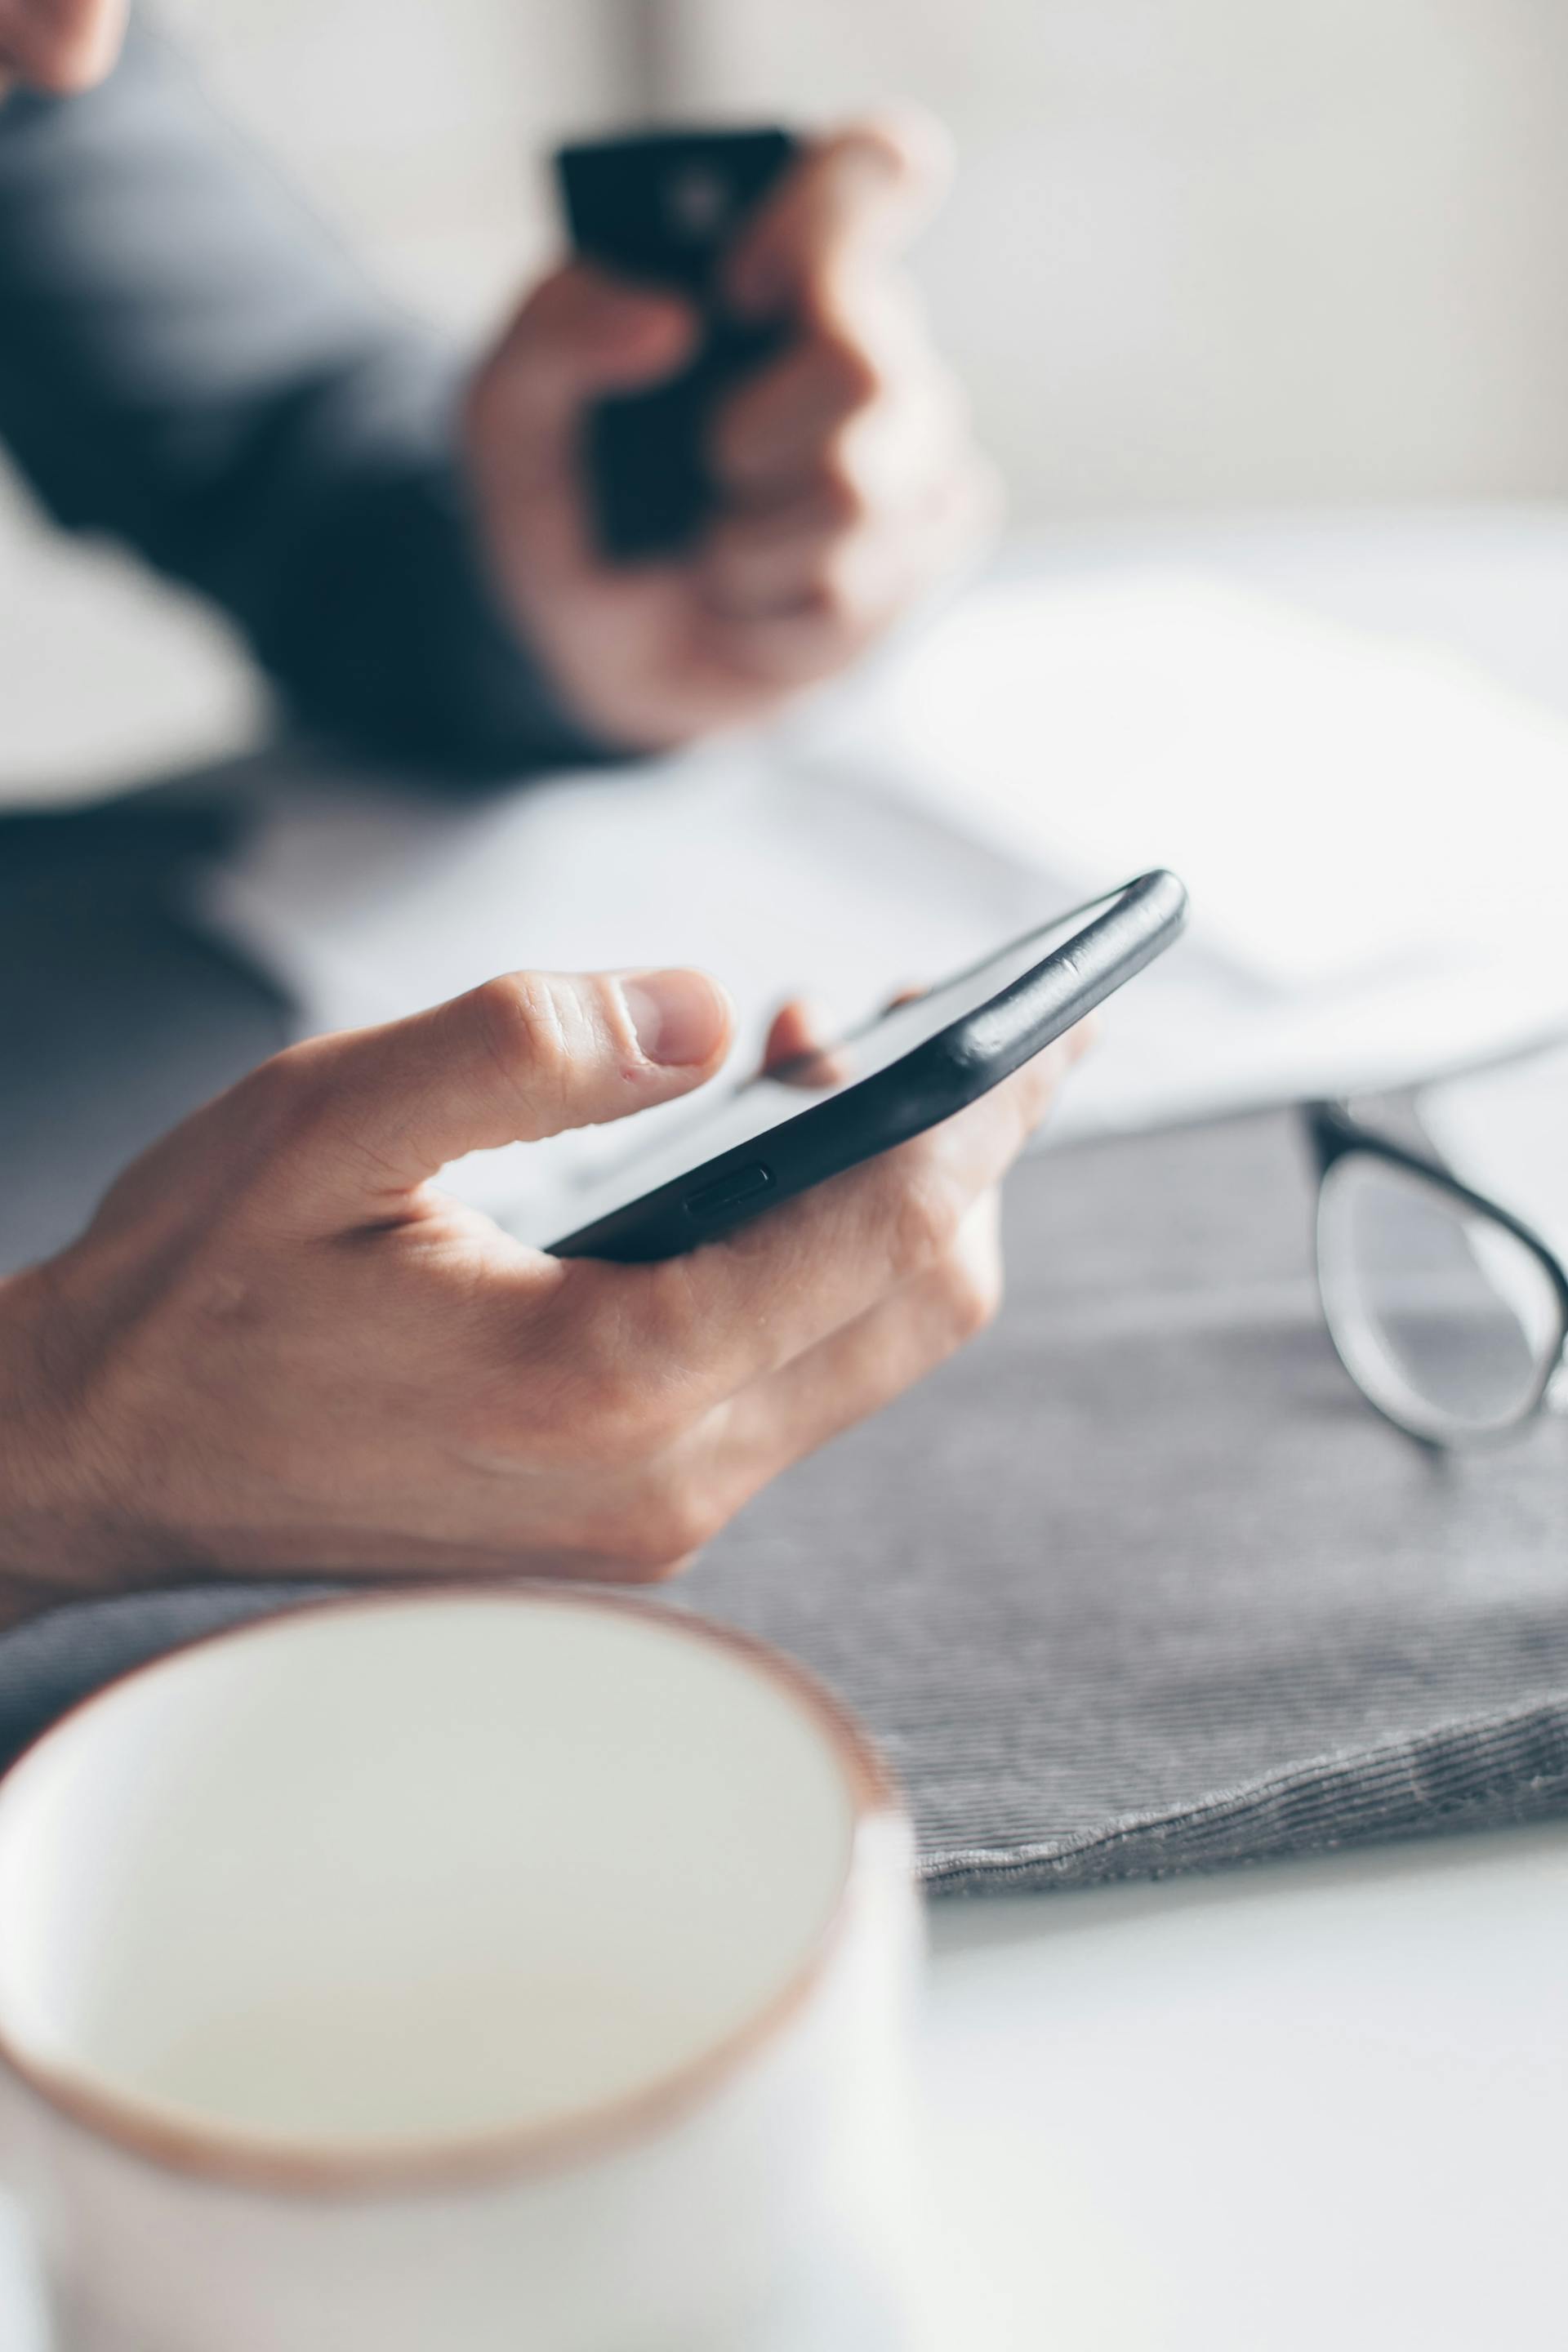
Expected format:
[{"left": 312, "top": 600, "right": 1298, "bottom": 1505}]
[{"left": 1303, "top": 1090, "right": 1568, "bottom": 1450}]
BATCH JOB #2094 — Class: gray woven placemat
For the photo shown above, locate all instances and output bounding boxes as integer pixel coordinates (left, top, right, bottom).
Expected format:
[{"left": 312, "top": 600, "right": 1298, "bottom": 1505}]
[
  {"left": 686, "top": 1111, "right": 1568, "bottom": 1891},
  {"left": 4, "top": 803, "right": 1566, "bottom": 1891}
]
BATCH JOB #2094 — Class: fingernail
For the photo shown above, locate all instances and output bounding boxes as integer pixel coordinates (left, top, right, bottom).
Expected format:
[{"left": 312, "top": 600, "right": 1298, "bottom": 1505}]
[{"left": 621, "top": 970, "right": 730, "bottom": 1067}]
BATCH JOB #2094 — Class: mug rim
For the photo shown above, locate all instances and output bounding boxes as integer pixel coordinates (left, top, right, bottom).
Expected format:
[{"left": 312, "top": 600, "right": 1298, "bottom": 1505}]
[{"left": 0, "top": 1584, "right": 902, "bottom": 2201}]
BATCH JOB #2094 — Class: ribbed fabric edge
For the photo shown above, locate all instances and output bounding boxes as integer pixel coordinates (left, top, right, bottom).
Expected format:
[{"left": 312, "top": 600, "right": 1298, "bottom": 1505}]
[{"left": 920, "top": 1691, "right": 1568, "bottom": 1896}]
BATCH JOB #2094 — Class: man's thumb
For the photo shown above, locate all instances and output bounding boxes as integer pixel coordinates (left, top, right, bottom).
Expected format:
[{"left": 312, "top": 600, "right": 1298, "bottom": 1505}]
[
  {"left": 469, "top": 265, "right": 693, "bottom": 497},
  {"left": 283, "top": 968, "right": 733, "bottom": 1220}
]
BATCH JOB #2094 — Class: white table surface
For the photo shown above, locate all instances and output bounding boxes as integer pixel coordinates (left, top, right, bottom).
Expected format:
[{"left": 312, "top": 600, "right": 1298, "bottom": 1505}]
[
  {"left": 915, "top": 1824, "right": 1568, "bottom": 2349},
  {"left": 5, "top": 506, "right": 1566, "bottom": 2343}
]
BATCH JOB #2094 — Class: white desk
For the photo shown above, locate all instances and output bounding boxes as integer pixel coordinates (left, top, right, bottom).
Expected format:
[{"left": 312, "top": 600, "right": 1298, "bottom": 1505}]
[{"left": 916, "top": 1824, "right": 1568, "bottom": 2348}]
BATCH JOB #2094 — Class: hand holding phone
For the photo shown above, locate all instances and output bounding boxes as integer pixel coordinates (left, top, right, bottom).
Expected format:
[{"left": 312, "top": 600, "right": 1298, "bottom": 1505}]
[
  {"left": 467, "top": 113, "right": 989, "bottom": 749},
  {"left": 7, "top": 947, "right": 1097, "bottom": 1601},
  {"left": 555, "top": 128, "right": 800, "bottom": 558}
]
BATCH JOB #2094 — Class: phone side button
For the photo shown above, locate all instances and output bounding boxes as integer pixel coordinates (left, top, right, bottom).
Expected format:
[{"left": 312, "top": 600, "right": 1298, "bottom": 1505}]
[{"left": 684, "top": 1163, "right": 775, "bottom": 1222}]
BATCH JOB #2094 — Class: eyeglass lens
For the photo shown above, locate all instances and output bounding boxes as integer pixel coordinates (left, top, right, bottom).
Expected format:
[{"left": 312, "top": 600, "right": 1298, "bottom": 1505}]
[{"left": 1317, "top": 1152, "right": 1563, "bottom": 1440}]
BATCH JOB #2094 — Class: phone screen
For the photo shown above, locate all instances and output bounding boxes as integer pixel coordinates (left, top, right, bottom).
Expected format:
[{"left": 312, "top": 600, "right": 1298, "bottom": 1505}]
[{"left": 542, "top": 888, "right": 1125, "bottom": 1245}]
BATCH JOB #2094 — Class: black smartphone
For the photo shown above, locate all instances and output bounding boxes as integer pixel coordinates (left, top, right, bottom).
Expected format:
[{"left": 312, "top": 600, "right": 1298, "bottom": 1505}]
[
  {"left": 546, "top": 871, "right": 1187, "bottom": 1262},
  {"left": 555, "top": 127, "right": 800, "bottom": 559}
]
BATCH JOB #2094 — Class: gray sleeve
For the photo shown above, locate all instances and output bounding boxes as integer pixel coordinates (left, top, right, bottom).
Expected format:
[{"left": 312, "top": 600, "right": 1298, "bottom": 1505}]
[{"left": 0, "top": 19, "right": 614, "bottom": 776}]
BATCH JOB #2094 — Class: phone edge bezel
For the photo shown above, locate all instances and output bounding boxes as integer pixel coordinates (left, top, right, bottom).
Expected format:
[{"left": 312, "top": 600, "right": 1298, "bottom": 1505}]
[{"left": 547, "top": 868, "right": 1187, "bottom": 1263}]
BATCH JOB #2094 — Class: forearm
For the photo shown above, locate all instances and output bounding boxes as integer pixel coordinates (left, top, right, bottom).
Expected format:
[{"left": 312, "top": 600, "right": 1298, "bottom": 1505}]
[{"left": 218, "top": 383, "right": 621, "bottom": 776}]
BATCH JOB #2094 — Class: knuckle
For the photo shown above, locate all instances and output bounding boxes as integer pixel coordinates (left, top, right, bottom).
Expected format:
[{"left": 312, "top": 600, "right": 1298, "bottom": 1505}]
[
  {"left": 236, "top": 1040, "right": 326, "bottom": 1139},
  {"left": 883, "top": 1160, "right": 961, "bottom": 1279},
  {"left": 630, "top": 1477, "right": 723, "bottom": 1575},
  {"left": 816, "top": 328, "right": 884, "bottom": 416},
  {"left": 941, "top": 1250, "right": 1002, "bottom": 1342},
  {"left": 225, "top": 1041, "right": 363, "bottom": 1201},
  {"left": 616, "top": 1544, "right": 698, "bottom": 1587},
  {"left": 469, "top": 971, "right": 573, "bottom": 1109}
]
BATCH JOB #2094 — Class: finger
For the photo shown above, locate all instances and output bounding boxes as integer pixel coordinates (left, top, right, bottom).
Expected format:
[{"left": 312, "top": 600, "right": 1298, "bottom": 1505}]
[
  {"left": 210, "top": 1192, "right": 992, "bottom": 1586},
  {"left": 761, "top": 998, "right": 835, "bottom": 1071},
  {"left": 702, "top": 485, "right": 938, "bottom": 626},
  {"left": 466, "top": 264, "right": 696, "bottom": 527},
  {"left": 703, "top": 498, "right": 855, "bottom": 618},
  {"left": 710, "top": 333, "right": 884, "bottom": 501},
  {"left": 556, "top": 1026, "right": 1086, "bottom": 1403},
  {"left": 483, "top": 263, "right": 693, "bottom": 432},
  {"left": 725, "top": 109, "right": 955, "bottom": 321},
  {"left": 266, "top": 967, "right": 734, "bottom": 1227},
  {"left": 710, "top": 274, "right": 933, "bottom": 501},
  {"left": 702, "top": 458, "right": 1001, "bottom": 665},
  {"left": 2, "top": 0, "right": 129, "bottom": 92},
  {"left": 716, "top": 1190, "right": 1004, "bottom": 1486},
  {"left": 501, "top": 1193, "right": 1004, "bottom": 1586},
  {"left": 761, "top": 996, "right": 853, "bottom": 1089}
]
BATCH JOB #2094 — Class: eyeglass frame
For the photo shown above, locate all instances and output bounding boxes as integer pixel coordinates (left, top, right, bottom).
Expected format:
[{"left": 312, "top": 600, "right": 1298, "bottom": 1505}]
[{"left": 1301, "top": 1099, "right": 1568, "bottom": 1449}]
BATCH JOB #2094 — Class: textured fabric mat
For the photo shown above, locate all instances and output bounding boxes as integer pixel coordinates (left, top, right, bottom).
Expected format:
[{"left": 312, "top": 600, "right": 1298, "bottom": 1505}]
[
  {"left": 3, "top": 799, "right": 1566, "bottom": 1891},
  {"left": 688, "top": 1113, "right": 1568, "bottom": 1889}
]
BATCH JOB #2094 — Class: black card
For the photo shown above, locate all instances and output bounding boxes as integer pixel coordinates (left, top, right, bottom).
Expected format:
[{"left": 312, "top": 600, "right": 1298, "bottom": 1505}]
[{"left": 555, "top": 128, "right": 799, "bottom": 559}]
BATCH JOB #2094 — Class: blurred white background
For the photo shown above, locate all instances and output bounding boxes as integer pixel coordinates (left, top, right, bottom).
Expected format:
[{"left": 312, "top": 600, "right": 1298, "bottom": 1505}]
[{"left": 6, "top": 0, "right": 1568, "bottom": 801}]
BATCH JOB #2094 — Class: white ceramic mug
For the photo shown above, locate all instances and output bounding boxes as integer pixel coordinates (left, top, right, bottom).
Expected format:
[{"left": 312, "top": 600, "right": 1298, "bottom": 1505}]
[{"left": 0, "top": 1590, "right": 920, "bottom": 2352}]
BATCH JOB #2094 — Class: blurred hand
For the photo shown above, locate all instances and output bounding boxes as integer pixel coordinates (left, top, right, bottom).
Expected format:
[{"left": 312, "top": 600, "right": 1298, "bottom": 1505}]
[
  {"left": 0, "top": 968, "right": 1086, "bottom": 1626},
  {"left": 0, "top": 0, "right": 127, "bottom": 96},
  {"left": 464, "top": 109, "right": 1000, "bottom": 751}
]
